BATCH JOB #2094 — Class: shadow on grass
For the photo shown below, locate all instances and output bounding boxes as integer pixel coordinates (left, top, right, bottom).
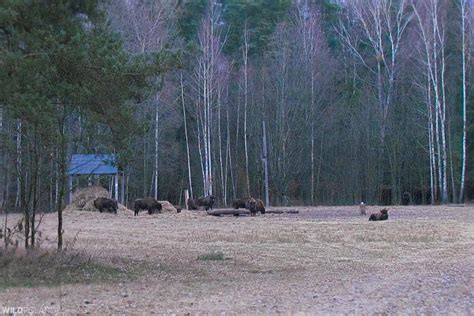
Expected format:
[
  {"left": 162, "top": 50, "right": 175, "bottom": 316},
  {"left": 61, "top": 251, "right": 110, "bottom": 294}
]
[
  {"left": 197, "top": 251, "right": 226, "bottom": 261},
  {"left": 0, "top": 249, "right": 136, "bottom": 289}
]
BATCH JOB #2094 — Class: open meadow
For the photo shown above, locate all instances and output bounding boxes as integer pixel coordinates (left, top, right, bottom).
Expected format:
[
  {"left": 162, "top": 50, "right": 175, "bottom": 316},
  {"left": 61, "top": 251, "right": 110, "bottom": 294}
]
[{"left": 1, "top": 205, "right": 473, "bottom": 314}]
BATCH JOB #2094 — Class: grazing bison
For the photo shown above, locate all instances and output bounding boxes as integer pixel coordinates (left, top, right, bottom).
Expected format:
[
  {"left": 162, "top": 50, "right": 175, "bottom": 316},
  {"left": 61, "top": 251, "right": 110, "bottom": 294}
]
[
  {"left": 187, "top": 195, "right": 215, "bottom": 211},
  {"left": 94, "top": 197, "right": 118, "bottom": 214},
  {"left": 187, "top": 198, "right": 198, "bottom": 210},
  {"left": 233, "top": 198, "right": 249, "bottom": 209},
  {"left": 246, "top": 198, "right": 266, "bottom": 216},
  {"left": 196, "top": 195, "right": 216, "bottom": 210},
  {"left": 369, "top": 208, "right": 389, "bottom": 221},
  {"left": 359, "top": 202, "right": 367, "bottom": 215},
  {"left": 134, "top": 197, "right": 162, "bottom": 216}
]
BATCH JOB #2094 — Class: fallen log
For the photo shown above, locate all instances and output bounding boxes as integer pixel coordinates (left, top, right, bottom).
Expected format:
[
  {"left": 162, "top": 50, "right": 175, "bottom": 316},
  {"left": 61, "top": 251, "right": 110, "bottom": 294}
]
[
  {"left": 206, "top": 208, "right": 299, "bottom": 216},
  {"left": 207, "top": 209, "right": 250, "bottom": 216},
  {"left": 265, "top": 209, "right": 299, "bottom": 214}
]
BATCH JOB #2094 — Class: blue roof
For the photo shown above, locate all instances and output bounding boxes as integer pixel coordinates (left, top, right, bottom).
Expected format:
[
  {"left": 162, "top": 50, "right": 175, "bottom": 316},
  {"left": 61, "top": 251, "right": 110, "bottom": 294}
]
[{"left": 68, "top": 154, "right": 118, "bottom": 175}]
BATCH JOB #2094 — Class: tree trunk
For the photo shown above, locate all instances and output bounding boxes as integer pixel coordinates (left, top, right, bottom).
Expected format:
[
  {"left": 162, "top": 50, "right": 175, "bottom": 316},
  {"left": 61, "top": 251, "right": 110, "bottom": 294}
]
[
  {"left": 15, "top": 122, "right": 22, "bottom": 208},
  {"left": 262, "top": 120, "right": 270, "bottom": 206},
  {"left": 180, "top": 72, "right": 193, "bottom": 199},
  {"left": 56, "top": 108, "right": 67, "bottom": 251},
  {"left": 154, "top": 93, "right": 159, "bottom": 200},
  {"left": 459, "top": 0, "right": 467, "bottom": 203},
  {"left": 243, "top": 23, "right": 251, "bottom": 197}
]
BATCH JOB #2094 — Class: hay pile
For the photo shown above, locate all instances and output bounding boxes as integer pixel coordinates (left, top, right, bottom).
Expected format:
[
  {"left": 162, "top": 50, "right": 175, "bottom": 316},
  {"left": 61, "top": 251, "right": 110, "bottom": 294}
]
[
  {"left": 70, "top": 185, "right": 109, "bottom": 209},
  {"left": 66, "top": 186, "right": 132, "bottom": 214},
  {"left": 158, "top": 201, "right": 179, "bottom": 213}
]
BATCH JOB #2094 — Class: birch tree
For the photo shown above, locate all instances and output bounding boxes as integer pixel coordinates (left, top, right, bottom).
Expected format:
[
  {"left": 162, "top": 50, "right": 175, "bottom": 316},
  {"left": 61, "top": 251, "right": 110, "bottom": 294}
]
[
  {"left": 412, "top": 0, "right": 450, "bottom": 203},
  {"left": 109, "top": 0, "right": 173, "bottom": 199},
  {"left": 296, "top": 2, "right": 332, "bottom": 204},
  {"left": 458, "top": 0, "right": 469, "bottom": 203},
  {"left": 337, "top": 0, "right": 412, "bottom": 201},
  {"left": 192, "top": 2, "right": 226, "bottom": 197}
]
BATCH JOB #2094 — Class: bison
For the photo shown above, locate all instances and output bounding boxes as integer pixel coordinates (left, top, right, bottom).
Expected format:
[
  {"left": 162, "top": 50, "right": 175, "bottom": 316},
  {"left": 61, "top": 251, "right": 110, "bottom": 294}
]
[
  {"left": 187, "top": 198, "right": 198, "bottom": 210},
  {"left": 94, "top": 197, "right": 118, "bottom": 214},
  {"left": 187, "top": 195, "right": 216, "bottom": 211},
  {"left": 369, "top": 208, "right": 389, "bottom": 221},
  {"left": 134, "top": 197, "right": 162, "bottom": 216},
  {"left": 246, "top": 198, "right": 266, "bottom": 216},
  {"left": 233, "top": 198, "right": 249, "bottom": 209},
  {"left": 196, "top": 195, "right": 216, "bottom": 210}
]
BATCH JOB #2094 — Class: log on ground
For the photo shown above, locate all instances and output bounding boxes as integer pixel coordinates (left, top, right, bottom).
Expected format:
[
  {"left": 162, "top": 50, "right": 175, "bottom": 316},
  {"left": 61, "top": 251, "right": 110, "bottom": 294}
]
[
  {"left": 265, "top": 209, "right": 299, "bottom": 214},
  {"left": 207, "top": 209, "right": 251, "bottom": 216}
]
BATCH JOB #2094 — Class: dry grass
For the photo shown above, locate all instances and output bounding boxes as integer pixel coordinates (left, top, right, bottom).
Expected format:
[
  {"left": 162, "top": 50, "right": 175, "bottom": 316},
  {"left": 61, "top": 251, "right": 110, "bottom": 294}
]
[
  {"left": 0, "top": 205, "right": 472, "bottom": 314},
  {"left": 0, "top": 249, "right": 135, "bottom": 289}
]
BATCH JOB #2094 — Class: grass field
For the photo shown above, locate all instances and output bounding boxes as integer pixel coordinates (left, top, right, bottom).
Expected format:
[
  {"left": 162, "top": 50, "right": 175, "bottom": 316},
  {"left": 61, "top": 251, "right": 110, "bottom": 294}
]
[{"left": 0, "top": 205, "right": 473, "bottom": 314}]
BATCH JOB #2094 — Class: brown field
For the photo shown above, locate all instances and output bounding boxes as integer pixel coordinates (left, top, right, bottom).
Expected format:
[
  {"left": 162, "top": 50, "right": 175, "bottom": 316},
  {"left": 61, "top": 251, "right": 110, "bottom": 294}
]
[{"left": 0, "top": 205, "right": 473, "bottom": 315}]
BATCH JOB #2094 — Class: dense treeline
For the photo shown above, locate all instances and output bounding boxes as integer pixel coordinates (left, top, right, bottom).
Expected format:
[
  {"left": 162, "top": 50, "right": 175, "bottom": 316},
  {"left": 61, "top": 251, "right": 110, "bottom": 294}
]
[{"left": 1, "top": 0, "right": 473, "bottom": 237}]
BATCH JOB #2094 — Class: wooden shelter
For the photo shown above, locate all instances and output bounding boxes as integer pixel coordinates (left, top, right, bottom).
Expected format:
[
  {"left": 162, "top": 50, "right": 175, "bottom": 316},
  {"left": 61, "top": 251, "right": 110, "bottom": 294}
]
[{"left": 67, "top": 154, "right": 122, "bottom": 203}]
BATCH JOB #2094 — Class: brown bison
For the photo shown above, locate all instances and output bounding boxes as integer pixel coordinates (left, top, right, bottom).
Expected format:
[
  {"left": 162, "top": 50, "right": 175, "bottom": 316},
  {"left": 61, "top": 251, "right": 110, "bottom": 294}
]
[
  {"left": 246, "top": 198, "right": 266, "bottom": 216},
  {"left": 188, "top": 195, "right": 216, "bottom": 211},
  {"left": 196, "top": 195, "right": 216, "bottom": 210},
  {"left": 94, "top": 197, "right": 118, "bottom": 214},
  {"left": 134, "top": 197, "right": 162, "bottom": 216},
  {"left": 233, "top": 198, "right": 249, "bottom": 209},
  {"left": 369, "top": 209, "right": 389, "bottom": 221}
]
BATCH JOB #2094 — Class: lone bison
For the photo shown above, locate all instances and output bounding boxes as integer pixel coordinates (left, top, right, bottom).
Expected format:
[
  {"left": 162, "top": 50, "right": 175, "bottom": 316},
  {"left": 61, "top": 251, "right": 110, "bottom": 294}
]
[
  {"left": 94, "top": 197, "right": 118, "bottom": 214},
  {"left": 134, "top": 197, "right": 162, "bottom": 216},
  {"left": 369, "top": 208, "right": 389, "bottom": 221},
  {"left": 233, "top": 198, "right": 249, "bottom": 209},
  {"left": 246, "top": 198, "right": 266, "bottom": 216}
]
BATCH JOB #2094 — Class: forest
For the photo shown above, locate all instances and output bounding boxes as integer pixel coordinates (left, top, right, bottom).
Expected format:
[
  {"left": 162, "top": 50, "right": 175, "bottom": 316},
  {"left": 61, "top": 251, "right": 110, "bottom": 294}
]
[{"left": 1, "top": 0, "right": 473, "bottom": 219}]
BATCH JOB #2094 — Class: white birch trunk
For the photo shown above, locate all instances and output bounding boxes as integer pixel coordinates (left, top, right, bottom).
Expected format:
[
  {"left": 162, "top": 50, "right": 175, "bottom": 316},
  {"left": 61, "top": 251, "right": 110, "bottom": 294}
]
[
  {"left": 262, "top": 120, "right": 270, "bottom": 206},
  {"left": 243, "top": 24, "right": 251, "bottom": 197},
  {"left": 217, "top": 80, "right": 225, "bottom": 204},
  {"left": 459, "top": 0, "right": 467, "bottom": 203},
  {"left": 154, "top": 94, "right": 159, "bottom": 199},
  {"left": 15, "top": 122, "right": 22, "bottom": 208},
  {"left": 180, "top": 72, "right": 193, "bottom": 199}
]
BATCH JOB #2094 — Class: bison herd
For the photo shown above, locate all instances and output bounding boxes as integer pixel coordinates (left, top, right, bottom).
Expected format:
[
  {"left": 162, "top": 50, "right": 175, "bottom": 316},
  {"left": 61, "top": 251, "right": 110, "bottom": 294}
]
[
  {"left": 91, "top": 194, "right": 268, "bottom": 218},
  {"left": 93, "top": 195, "right": 388, "bottom": 222}
]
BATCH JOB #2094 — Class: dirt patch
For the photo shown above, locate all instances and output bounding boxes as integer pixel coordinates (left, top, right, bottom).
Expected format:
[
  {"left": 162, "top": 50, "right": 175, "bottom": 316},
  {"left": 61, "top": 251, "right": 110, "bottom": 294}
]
[{"left": 0, "top": 205, "right": 472, "bottom": 314}]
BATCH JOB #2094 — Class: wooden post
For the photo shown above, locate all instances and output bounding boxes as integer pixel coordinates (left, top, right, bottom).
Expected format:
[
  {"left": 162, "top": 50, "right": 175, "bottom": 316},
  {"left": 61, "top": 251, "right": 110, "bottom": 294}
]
[
  {"left": 120, "top": 172, "right": 125, "bottom": 205},
  {"left": 67, "top": 176, "right": 73, "bottom": 205},
  {"left": 114, "top": 173, "right": 119, "bottom": 200},
  {"left": 184, "top": 189, "right": 189, "bottom": 210},
  {"left": 109, "top": 177, "right": 113, "bottom": 198}
]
